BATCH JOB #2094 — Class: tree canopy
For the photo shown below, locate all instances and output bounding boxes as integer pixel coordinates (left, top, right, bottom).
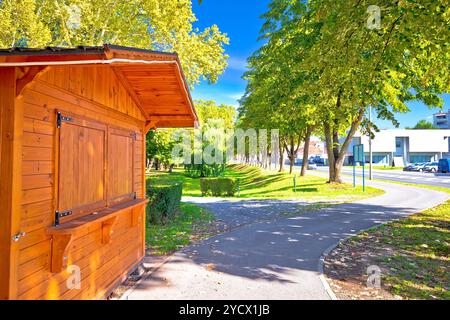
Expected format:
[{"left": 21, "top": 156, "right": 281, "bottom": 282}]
[
  {"left": 0, "top": 0, "right": 229, "bottom": 85},
  {"left": 239, "top": 0, "right": 449, "bottom": 182},
  {"left": 409, "top": 120, "right": 438, "bottom": 130},
  {"left": 147, "top": 100, "right": 237, "bottom": 176}
]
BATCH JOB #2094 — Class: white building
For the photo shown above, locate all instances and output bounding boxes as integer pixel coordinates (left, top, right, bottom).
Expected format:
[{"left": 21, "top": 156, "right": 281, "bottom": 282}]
[
  {"left": 346, "top": 129, "right": 450, "bottom": 166},
  {"left": 433, "top": 110, "right": 450, "bottom": 129}
]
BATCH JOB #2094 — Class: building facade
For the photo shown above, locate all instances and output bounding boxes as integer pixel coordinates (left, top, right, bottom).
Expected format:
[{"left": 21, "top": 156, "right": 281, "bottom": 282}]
[
  {"left": 346, "top": 129, "right": 450, "bottom": 166},
  {"left": 433, "top": 110, "right": 450, "bottom": 129}
]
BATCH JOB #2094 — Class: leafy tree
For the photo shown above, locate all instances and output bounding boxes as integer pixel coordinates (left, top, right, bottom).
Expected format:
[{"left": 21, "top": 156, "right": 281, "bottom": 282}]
[
  {"left": 147, "top": 100, "right": 236, "bottom": 176},
  {"left": 0, "top": 0, "right": 51, "bottom": 47},
  {"left": 185, "top": 100, "right": 236, "bottom": 177},
  {"left": 0, "top": 0, "right": 229, "bottom": 85},
  {"left": 239, "top": 2, "right": 318, "bottom": 174},
  {"left": 195, "top": 99, "right": 236, "bottom": 128},
  {"left": 410, "top": 120, "right": 437, "bottom": 130},
  {"left": 245, "top": 0, "right": 449, "bottom": 182},
  {"left": 146, "top": 129, "right": 179, "bottom": 171}
]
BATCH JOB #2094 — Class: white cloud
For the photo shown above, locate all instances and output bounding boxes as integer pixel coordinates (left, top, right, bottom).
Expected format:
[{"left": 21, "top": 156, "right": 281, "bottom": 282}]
[
  {"left": 227, "top": 56, "right": 248, "bottom": 71},
  {"left": 229, "top": 92, "right": 245, "bottom": 101}
]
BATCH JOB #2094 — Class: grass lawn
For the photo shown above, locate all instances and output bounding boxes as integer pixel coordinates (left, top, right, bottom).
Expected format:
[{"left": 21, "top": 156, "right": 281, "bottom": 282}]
[
  {"left": 363, "top": 200, "right": 449, "bottom": 299},
  {"left": 147, "top": 164, "right": 384, "bottom": 202},
  {"left": 325, "top": 183, "right": 450, "bottom": 300},
  {"left": 146, "top": 203, "right": 216, "bottom": 255}
]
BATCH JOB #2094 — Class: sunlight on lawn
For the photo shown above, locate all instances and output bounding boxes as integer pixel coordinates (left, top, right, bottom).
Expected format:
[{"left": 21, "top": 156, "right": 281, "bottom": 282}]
[{"left": 147, "top": 164, "right": 384, "bottom": 201}]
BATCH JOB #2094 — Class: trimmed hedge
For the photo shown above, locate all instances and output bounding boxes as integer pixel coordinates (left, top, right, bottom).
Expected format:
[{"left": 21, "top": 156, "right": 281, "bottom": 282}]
[
  {"left": 147, "top": 182, "right": 183, "bottom": 224},
  {"left": 200, "top": 177, "right": 237, "bottom": 197}
]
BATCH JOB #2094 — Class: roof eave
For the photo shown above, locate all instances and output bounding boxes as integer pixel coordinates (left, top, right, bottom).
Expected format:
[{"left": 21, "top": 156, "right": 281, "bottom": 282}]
[{"left": 0, "top": 44, "right": 198, "bottom": 129}]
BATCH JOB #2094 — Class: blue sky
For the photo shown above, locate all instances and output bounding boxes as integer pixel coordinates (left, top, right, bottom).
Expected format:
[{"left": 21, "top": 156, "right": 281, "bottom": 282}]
[{"left": 191, "top": 0, "right": 448, "bottom": 129}]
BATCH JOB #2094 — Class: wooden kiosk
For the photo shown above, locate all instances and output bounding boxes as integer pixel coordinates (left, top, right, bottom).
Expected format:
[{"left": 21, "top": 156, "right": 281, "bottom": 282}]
[{"left": 0, "top": 44, "right": 197, "bottom": 299}]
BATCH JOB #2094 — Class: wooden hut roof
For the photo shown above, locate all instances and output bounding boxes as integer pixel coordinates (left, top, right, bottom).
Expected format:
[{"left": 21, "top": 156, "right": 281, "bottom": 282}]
[{"left": 0, "top": 44, "right": 198, "bottom": 128}]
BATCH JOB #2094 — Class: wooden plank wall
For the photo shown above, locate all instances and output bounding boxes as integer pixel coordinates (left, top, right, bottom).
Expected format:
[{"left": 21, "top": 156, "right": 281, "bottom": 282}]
[
  {"left": 0, "top": 68, "right": 22, "bottom": 299},
  {"left": 16, "top": 65, "right": 146, "bottom": 299}
]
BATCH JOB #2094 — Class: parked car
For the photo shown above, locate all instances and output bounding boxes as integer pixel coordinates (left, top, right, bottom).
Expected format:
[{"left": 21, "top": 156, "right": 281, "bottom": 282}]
[
  {"left": 307, "top": 161, "right": 318, "bottom": 170},
  {"left": 294, "top": 159, "right": 318, "bottom": 170},
  {"left": 438, "top": 159, "right": 450, "bottom": 173},
  {"left": 411, "top": 162, "right": 429, "bottom": 172},
  {"left": 403, "top": 163, "right": 415, "bottom": 171},
  {"left": 423, "top": 162, "right": 439, "bottom": 173},
  {"left": 311, "top": 156, "right": 327, "bottom": 166}
]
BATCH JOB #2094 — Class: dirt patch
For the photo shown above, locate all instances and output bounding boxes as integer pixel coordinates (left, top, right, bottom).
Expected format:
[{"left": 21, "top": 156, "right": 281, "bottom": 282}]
[{"left": 323, "top": 231, "right": 402, "bottom": 300}]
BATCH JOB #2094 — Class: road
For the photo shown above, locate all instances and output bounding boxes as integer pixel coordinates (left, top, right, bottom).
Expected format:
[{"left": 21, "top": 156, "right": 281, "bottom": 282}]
[
  {"left": 314, "top": 166, "right": 450, "bottom": 188},
  {"left": 126, "top": 180, "right": 449, "bottom": 300}
]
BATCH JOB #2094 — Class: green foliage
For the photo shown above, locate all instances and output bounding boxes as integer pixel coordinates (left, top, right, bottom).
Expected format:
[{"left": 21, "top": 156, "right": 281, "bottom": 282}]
[
  {"left": 0, "top": 0, "right": 229, "bottom": 85},
  {"left": 148, "top": 166, "right": 384, "bottom": 200},
  {"left": 146, "top": 99, "right": 237, "bottom": 173},
  {"left": 146, "top": 182, "right": 183, "bottom": 224},
  {"left": 411, "top": 120, "right": 438, "bottom": 130},
  {"left": 146, "top": 129, "right": 180, "bottom": 170},
  {"left": 184, "top": 163, "right": 225, "bottom": 178},
  {"left": 240, "top": 0, "right": 449, "bottom": 182},
  {"left": 183, "top": 100, "right": 237, "bottom": 177},
  {"left": 200, "top": 177, "right": 237, "bottom": 197},
  {"left": 195, "top": 99, "right": 236, "bottom": 129}
]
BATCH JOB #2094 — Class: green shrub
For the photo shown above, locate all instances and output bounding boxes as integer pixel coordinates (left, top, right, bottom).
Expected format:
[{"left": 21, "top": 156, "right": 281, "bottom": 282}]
[
  {"left": 200, "top": 177, "right": 237, "bottom": 197},
  {"left": 146, "top": 182, "right": 183, "bottom": 224},
  {"left": 184, "top": 163, "right": 225, "bottom": 178}
]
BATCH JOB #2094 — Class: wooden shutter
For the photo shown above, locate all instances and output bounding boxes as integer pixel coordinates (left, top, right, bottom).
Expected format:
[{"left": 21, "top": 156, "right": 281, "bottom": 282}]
[
  {"left": 107, "top": 127, "right": 135, "bottom": 206},
  {"left": 57, "top": 112, "right": 107, "bottom": 223}
]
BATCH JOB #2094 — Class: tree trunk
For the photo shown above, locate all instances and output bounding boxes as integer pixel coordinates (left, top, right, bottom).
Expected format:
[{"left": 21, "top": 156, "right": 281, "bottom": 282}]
[
  {"left": 300, "top": 128, "right": 312, "bottom": 177},
  {"left": 323, "top": 122, "right": 336, "bottom": 182},
  {"left": 288, "top": 136, "right": 295, "bottom": 174},
  {"left": 278, "top": 141, "right": 285, "bottom": 172},
  {"left": 147, "top": 158, "right": 153, "bottom": 172},
  {"left": 289, "top": 157, "right": 294, "bottom": 174},
  {"left": 325, "top": 106, "right": 366, "bottom": 183}
]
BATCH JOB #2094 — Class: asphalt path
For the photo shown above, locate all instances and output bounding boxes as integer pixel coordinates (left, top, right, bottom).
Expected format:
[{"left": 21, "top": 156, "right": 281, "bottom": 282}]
[{"left": 126, "top": 179, "right": 448, "bottom": 300}]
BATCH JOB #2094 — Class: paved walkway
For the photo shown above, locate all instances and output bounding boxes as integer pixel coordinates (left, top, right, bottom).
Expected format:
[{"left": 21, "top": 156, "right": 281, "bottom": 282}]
[{"left": 126, "top": 179, "right": 448, "bottom": 300}]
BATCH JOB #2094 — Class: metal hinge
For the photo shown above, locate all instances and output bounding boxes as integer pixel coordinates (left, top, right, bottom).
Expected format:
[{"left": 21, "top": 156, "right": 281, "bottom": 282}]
[
  {"left": 56, "top": 112, "right": 73, "bottom": 128},
  {"left": 55, "top": 210, "right": 73, "bottom": 226}
]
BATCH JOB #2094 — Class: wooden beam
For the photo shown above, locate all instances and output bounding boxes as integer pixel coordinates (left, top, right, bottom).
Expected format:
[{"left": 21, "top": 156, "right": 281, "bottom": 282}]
[
  {"left": 111, "top": 66, "right": 149, "bottom": 121},
  {"left": 16, "top": 66, "right": 47, "bottom": 97},
  {"left": 154, "top": 120, "right": 196, "bottom": 128},
  {"left": 145, "top": 120, "right": 157, "bottom": 134},
  {"left": 0, "top": 67, "right": 22, "bottom": 299},
  {"left": 149, "top": 115, "right": 194, "bottom": 121}
]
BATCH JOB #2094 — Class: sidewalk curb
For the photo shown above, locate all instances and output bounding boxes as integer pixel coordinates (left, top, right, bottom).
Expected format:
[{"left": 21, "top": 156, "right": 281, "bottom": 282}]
[{"left": 318, "top": 243, "right": 339, "bottom": 300}]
